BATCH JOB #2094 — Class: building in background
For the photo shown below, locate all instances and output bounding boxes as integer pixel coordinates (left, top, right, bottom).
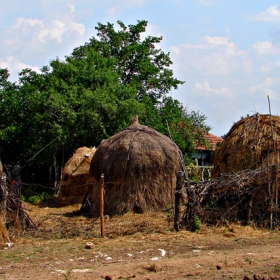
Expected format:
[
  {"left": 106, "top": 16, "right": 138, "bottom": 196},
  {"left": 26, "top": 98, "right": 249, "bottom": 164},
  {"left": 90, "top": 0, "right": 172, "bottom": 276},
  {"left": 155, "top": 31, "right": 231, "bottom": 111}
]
[{"left": 193, "top": 133, "right": 223, "bottom": 166}]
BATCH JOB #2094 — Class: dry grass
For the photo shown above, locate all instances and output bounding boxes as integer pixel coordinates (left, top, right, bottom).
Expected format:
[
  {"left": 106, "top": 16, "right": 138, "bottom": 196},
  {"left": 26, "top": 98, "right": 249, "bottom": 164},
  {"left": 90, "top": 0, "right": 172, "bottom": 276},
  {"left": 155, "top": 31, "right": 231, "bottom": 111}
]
[
  {"left": 0, "top": 217, "right": 9, "bottom": 244},
  {"left": 15, "top": 201, "right": 273, "bottom": 243}
]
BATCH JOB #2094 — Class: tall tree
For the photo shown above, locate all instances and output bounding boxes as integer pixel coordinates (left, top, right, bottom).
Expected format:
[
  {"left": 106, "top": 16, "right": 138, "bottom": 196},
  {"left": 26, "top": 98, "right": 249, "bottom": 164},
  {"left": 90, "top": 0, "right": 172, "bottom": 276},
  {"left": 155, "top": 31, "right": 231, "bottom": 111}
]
[
  {"left": 79, "top": 20, "right": 184, "bottom": 102},
  {"left": 0, "top": 20, "right": 210, "bottom": 185}
]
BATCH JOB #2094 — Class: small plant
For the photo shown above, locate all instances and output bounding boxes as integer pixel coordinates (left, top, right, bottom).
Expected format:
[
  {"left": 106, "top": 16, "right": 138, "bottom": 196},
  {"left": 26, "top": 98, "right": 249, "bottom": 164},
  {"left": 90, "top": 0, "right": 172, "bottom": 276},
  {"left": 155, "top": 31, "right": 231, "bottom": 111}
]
[
  {"left": 245, "top": 257, "right": 254, "bottom": 265},
  {"left": 274, "top": 265, "right": 280, "bottom": 272},
  {"left": 63, "top": 269, "right": 77, "bottom": 280},
  {"left": 28, "top": 195, "right": 42, "bottom": 205},
  {"left": 224, "top": 256, "right": 228, "bottom": 265},
  {"left": 193, "top": 215, "right": 201, "bottom": 231},
  {"left": 23, "top": 191, "right": 54, "bottom": 205},
  {"left": 166, "top": 205, "right": 173, "bottom": 223}
]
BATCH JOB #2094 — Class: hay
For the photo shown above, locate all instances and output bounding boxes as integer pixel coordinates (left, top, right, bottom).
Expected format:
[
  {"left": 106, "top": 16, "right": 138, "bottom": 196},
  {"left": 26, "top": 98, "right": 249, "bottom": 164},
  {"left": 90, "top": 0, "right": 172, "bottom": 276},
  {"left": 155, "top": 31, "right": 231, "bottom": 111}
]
[
  {"left": 212, "top": 114, "right": 280, "bottom": 177},
  {"left": 186, "top": 113, "right": 280, "bottom": 228},
  {"left": 88, "top": 116, "right": 184, "bottom": 216},
  {"left": 57, "top": 146, "right": 96, "bottom": 204}
]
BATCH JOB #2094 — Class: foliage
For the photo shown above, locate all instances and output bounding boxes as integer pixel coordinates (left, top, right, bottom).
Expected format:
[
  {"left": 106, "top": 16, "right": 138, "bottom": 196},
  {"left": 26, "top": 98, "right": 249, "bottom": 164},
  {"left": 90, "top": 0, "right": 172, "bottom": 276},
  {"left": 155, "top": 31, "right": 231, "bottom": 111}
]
[
  {"left": 0, "top": 20, "right": 211, "bottom": 185},
  {"left": 21, "top": 191, "right": 53, "bottom": 205},
  {"left": 193, "top": 215, "right": 201, "bottom": 231},
  {"left": 186, "top": 164, "right": 213, "bottom": 182}
]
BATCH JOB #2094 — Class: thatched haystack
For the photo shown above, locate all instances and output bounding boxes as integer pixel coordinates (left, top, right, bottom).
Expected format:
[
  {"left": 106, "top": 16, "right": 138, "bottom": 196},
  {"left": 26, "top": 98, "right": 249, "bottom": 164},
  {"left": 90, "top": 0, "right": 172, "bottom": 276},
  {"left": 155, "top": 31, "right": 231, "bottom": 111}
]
[
  {"left": 208, "top": 114, "right": 280, "bottom": 226},
  {"left": 58, "top": 146, "right": 96, "bottom": 204},
  {"left": 88, "top": 116, "right": 183, "bottom": 216},
  {"left": 212, "top": 114, "right": 280, "bottom": 178}
]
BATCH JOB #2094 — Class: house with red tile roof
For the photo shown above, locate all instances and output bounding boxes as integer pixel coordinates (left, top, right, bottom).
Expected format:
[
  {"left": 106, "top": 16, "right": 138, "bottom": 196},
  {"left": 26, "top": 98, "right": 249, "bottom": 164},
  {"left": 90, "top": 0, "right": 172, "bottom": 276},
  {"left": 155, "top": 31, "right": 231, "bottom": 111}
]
[{"left": 193, "top": 133, "right": 223, "bottom": 166}]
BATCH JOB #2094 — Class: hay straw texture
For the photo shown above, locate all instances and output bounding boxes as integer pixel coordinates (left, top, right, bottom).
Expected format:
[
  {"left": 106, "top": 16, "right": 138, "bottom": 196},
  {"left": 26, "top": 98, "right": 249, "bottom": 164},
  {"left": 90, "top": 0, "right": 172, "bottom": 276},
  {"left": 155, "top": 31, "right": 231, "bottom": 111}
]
[
  {"left": 88, "top": 116, "right": 183, "bottom": 215},
  {"left": 57, "top": 146, "right": 96, "bottom": 204},
  {"left": 212, "top": 114, "right": 280, "bottom": 178}
]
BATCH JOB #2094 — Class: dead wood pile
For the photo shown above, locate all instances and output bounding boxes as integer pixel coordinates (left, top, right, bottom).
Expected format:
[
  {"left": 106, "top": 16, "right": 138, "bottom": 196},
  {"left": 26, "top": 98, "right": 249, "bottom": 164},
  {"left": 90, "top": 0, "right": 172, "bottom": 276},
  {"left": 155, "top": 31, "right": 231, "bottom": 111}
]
[
  {"left": 182, "top": 162, "right": 279, "bottom": 229},
  {"left": 57, "top": 146, "right": 96, "bottom": 204},
  {"left": 87, "top": 116, "right": 184, "bottom": 216},
  {"left": 0, "top": 163, "right": 36, "bottom": 244}
]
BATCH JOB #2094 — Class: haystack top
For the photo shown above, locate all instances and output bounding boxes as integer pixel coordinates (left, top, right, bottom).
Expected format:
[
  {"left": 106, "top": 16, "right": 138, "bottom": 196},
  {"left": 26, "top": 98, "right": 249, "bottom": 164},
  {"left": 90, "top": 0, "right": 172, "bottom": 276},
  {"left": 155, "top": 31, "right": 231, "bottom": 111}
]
[{"left": 211, "top": 113, "right": 280, "bottom": 177}]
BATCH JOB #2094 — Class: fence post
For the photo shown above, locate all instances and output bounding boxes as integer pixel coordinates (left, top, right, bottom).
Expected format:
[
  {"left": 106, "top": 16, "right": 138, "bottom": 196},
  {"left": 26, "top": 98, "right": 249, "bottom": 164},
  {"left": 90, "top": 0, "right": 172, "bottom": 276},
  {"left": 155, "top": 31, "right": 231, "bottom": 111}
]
[
  {"left": 174, "top": 171, "right": 184, "bottom": 231},
  {"left": 100, "top": 174, "right": 105, "bottom": 237},
  {"left": 0, "top": 172, "right": 7, "bottom": 223}
]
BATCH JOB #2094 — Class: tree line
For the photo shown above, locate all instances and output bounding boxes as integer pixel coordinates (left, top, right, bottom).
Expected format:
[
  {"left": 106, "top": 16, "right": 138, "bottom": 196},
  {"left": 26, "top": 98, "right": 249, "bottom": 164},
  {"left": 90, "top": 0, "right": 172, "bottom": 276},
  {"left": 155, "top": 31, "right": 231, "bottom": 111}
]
[{"left": 0, "top": 20, "right": 210, "bottom": 187}]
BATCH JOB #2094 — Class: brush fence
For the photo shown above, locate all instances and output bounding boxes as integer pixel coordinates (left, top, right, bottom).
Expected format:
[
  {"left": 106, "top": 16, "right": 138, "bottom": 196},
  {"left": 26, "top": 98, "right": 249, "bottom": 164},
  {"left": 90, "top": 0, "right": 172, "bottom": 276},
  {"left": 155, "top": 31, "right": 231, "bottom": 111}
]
[{"left": 180, "top": 164, "right": 280, "bottom": 229}]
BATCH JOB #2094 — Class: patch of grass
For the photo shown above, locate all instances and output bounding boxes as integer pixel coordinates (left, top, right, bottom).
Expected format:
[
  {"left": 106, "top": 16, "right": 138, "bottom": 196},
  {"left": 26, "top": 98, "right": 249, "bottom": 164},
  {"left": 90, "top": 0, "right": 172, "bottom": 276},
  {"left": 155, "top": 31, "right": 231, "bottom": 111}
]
[
  {"left": 4, "top": 251, "right": 22, "bottom": 260},
  {"left": 63, "top": 269, "right": 77, "bottom": 280},
  {"left": 224, "top": 256, "right": 228, "bottom": 265},
  {"left": 245, "top": 257, "right": 254, "bottom": 264},
  {"left": 274, "top": 265, "right": 280, "bottom": 272},
  {"left": 193, "top": 215, "right": 201, "bottom": 232}
]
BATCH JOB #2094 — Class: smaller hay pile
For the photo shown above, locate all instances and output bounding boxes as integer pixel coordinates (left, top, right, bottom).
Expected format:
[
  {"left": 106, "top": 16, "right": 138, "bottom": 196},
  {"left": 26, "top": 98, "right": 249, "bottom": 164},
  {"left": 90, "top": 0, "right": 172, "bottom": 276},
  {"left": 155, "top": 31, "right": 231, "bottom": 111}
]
[
  {"left": 57, "top": 146, "right": 96, "bottom": 204},
  {"left": 212, "top": 114, "right": 280, "bottom": 177},
  {"left": 87, "top": 116, "right": 184, "bottom": 216}
]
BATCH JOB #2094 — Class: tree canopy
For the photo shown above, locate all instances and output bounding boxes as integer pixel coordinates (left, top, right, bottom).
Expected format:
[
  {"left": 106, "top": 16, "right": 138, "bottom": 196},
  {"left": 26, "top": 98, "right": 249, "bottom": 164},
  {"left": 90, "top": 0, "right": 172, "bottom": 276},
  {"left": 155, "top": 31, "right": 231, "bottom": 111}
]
[{"left": 0, "top": 20, "right": 211, "bottom": 185}]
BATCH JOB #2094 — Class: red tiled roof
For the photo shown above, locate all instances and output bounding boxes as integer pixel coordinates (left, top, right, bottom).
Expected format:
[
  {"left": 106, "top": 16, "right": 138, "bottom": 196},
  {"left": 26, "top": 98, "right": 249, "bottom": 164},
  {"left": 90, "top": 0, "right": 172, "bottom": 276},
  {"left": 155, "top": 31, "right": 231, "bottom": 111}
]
[{"left": 196, "top": 133, "right": 223, "bottom": 151}]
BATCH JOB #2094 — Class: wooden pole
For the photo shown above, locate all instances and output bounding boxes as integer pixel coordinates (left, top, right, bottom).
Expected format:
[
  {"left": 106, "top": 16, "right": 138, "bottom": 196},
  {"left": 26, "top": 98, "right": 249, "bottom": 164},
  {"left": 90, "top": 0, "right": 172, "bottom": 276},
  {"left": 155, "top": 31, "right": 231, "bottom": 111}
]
[
  {"left": 100, "top": 174, "right": 105, "bottom": 237},
  {"left": 174, "top": 171, "right": 184, "bottom": 231},
  {"left": 267, "top": 95, "right": 278, "bottom": 229}
]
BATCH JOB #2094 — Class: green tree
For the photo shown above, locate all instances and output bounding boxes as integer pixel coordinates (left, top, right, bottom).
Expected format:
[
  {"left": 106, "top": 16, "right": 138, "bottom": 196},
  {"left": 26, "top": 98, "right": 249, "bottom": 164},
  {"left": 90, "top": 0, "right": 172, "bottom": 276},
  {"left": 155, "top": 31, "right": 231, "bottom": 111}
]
[
  {"left": 79, "top": 20, "right": 184, "bottom": 102},
  {"left": 0, "top": 20, "right": 210, "bottom": 185}
]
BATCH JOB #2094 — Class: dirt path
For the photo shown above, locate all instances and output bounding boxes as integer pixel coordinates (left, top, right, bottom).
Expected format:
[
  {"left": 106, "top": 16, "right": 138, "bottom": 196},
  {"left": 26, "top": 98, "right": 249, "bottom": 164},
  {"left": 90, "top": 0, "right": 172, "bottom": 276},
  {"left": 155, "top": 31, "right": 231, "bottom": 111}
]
[{"left": 1, "top": 203, "right": 280, "bottom": 280}]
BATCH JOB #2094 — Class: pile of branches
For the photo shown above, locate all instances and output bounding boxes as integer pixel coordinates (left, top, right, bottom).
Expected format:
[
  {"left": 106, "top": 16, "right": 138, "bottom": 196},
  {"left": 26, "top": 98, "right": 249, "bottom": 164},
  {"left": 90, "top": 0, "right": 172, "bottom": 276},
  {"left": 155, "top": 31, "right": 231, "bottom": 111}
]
[
  {"left": 182, "top": 165, "right": 279, "bottom": 229},
  {"left": 0, "top": 175, "right": 36, "bottom": 243}
]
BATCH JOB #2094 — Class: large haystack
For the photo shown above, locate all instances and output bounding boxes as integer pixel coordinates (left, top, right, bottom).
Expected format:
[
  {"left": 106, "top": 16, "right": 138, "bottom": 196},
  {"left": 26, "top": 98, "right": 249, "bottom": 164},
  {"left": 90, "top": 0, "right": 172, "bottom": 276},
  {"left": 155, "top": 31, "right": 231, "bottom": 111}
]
[
  {"left": 88, "top": 116, "right": 183, "bottom": 216},
  {"left": 212, "top": 114, "right": 280, "bottom": 178},
  {"left": 57, "top": 146, "right": 96, "bottom": 204}
]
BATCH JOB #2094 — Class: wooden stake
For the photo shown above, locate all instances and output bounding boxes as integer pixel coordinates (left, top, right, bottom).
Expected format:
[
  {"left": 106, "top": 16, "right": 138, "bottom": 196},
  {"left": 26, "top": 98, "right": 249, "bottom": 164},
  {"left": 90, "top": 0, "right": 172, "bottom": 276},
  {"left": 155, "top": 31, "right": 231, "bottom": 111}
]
[
  {"left": 100, "top": 174, "right": 105, "bottom": 237},
  {"left": 174, "top": 171, "right": 184, "bottom": 231}
]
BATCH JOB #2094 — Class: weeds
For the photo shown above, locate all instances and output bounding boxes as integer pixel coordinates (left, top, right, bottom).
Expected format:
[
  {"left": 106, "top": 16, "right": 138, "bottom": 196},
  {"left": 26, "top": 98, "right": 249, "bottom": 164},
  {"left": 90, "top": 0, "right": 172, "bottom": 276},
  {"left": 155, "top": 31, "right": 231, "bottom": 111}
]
[
  {"left": 274, "top": 265, "right": 280, "bottom": 272},
  {"left": 63, "top": 269, "right": 77, "bottom": 280},
  {"left": 245, "top": 258, "right": 254, "bottom": 264},
  {"left": 193, "top": 215, "right": 201, "bottom": 231}
]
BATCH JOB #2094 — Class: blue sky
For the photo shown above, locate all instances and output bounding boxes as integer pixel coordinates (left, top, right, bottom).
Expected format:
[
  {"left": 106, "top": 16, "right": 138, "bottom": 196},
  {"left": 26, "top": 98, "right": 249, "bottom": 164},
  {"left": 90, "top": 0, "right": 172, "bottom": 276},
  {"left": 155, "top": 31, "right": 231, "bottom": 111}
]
[{"left": 1, "top": 0, "right": 280, "bottom": 137}]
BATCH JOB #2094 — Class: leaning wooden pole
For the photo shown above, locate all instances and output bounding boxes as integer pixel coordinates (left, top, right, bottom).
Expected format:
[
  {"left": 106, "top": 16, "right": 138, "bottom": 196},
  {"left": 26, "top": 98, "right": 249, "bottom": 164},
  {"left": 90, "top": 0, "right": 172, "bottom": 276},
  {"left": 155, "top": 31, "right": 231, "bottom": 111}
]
[
  {"left": 100, "top": 174, "right": 105, "bottom": 238},
  {"left": 174, "top": 171, "right": 184, "bottom": 231}
]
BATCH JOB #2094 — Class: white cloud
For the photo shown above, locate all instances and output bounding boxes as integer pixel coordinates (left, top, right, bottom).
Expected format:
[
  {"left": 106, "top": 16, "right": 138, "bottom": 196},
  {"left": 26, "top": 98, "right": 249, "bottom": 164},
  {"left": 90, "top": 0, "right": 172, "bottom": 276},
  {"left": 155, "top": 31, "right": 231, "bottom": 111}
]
[
  {"left": 0, "top": 56, "right": 40, "bottom": 79},
  {"left": 5, "top": 17, "right": 85, "bottom": 45},
  {"left": 68, "top": 4, "right": 75, "bottom": 13},
  {"left": 260, "top": 62, "right": 274, "bottom": 73},
  {"left": 0, "top": 14, "right": 88, "bottom": 82},
  {"left": 252, "top": 5, "right": 280, "bottom": 22},
  {"left": 194, "top": 80, "right": 233, "bottom": 97},
  {"left": 170, "top": 36, "right": 251, "bottom": 77},
  {"left": 13, "top": 17, "right": 43, "bottom": 28},
  {"left": 174, "top": 36, "right": 247, "bottom": 57},
  {"left": 249, "top": 78, "right": 277, "bottom": 98},
  {"left": 37, "top": 20, "right": 85, "bottom": 44},
  {"left": 252, "top": 41, "right": 279, "bottom": 55}
]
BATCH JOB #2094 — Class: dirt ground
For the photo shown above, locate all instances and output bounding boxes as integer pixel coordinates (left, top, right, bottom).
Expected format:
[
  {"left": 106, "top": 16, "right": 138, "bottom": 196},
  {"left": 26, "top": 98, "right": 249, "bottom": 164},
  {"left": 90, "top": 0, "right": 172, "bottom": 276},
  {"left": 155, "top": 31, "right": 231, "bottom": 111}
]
[{"left": 1, "top": 202, "right": 280, "bottom": 280}]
